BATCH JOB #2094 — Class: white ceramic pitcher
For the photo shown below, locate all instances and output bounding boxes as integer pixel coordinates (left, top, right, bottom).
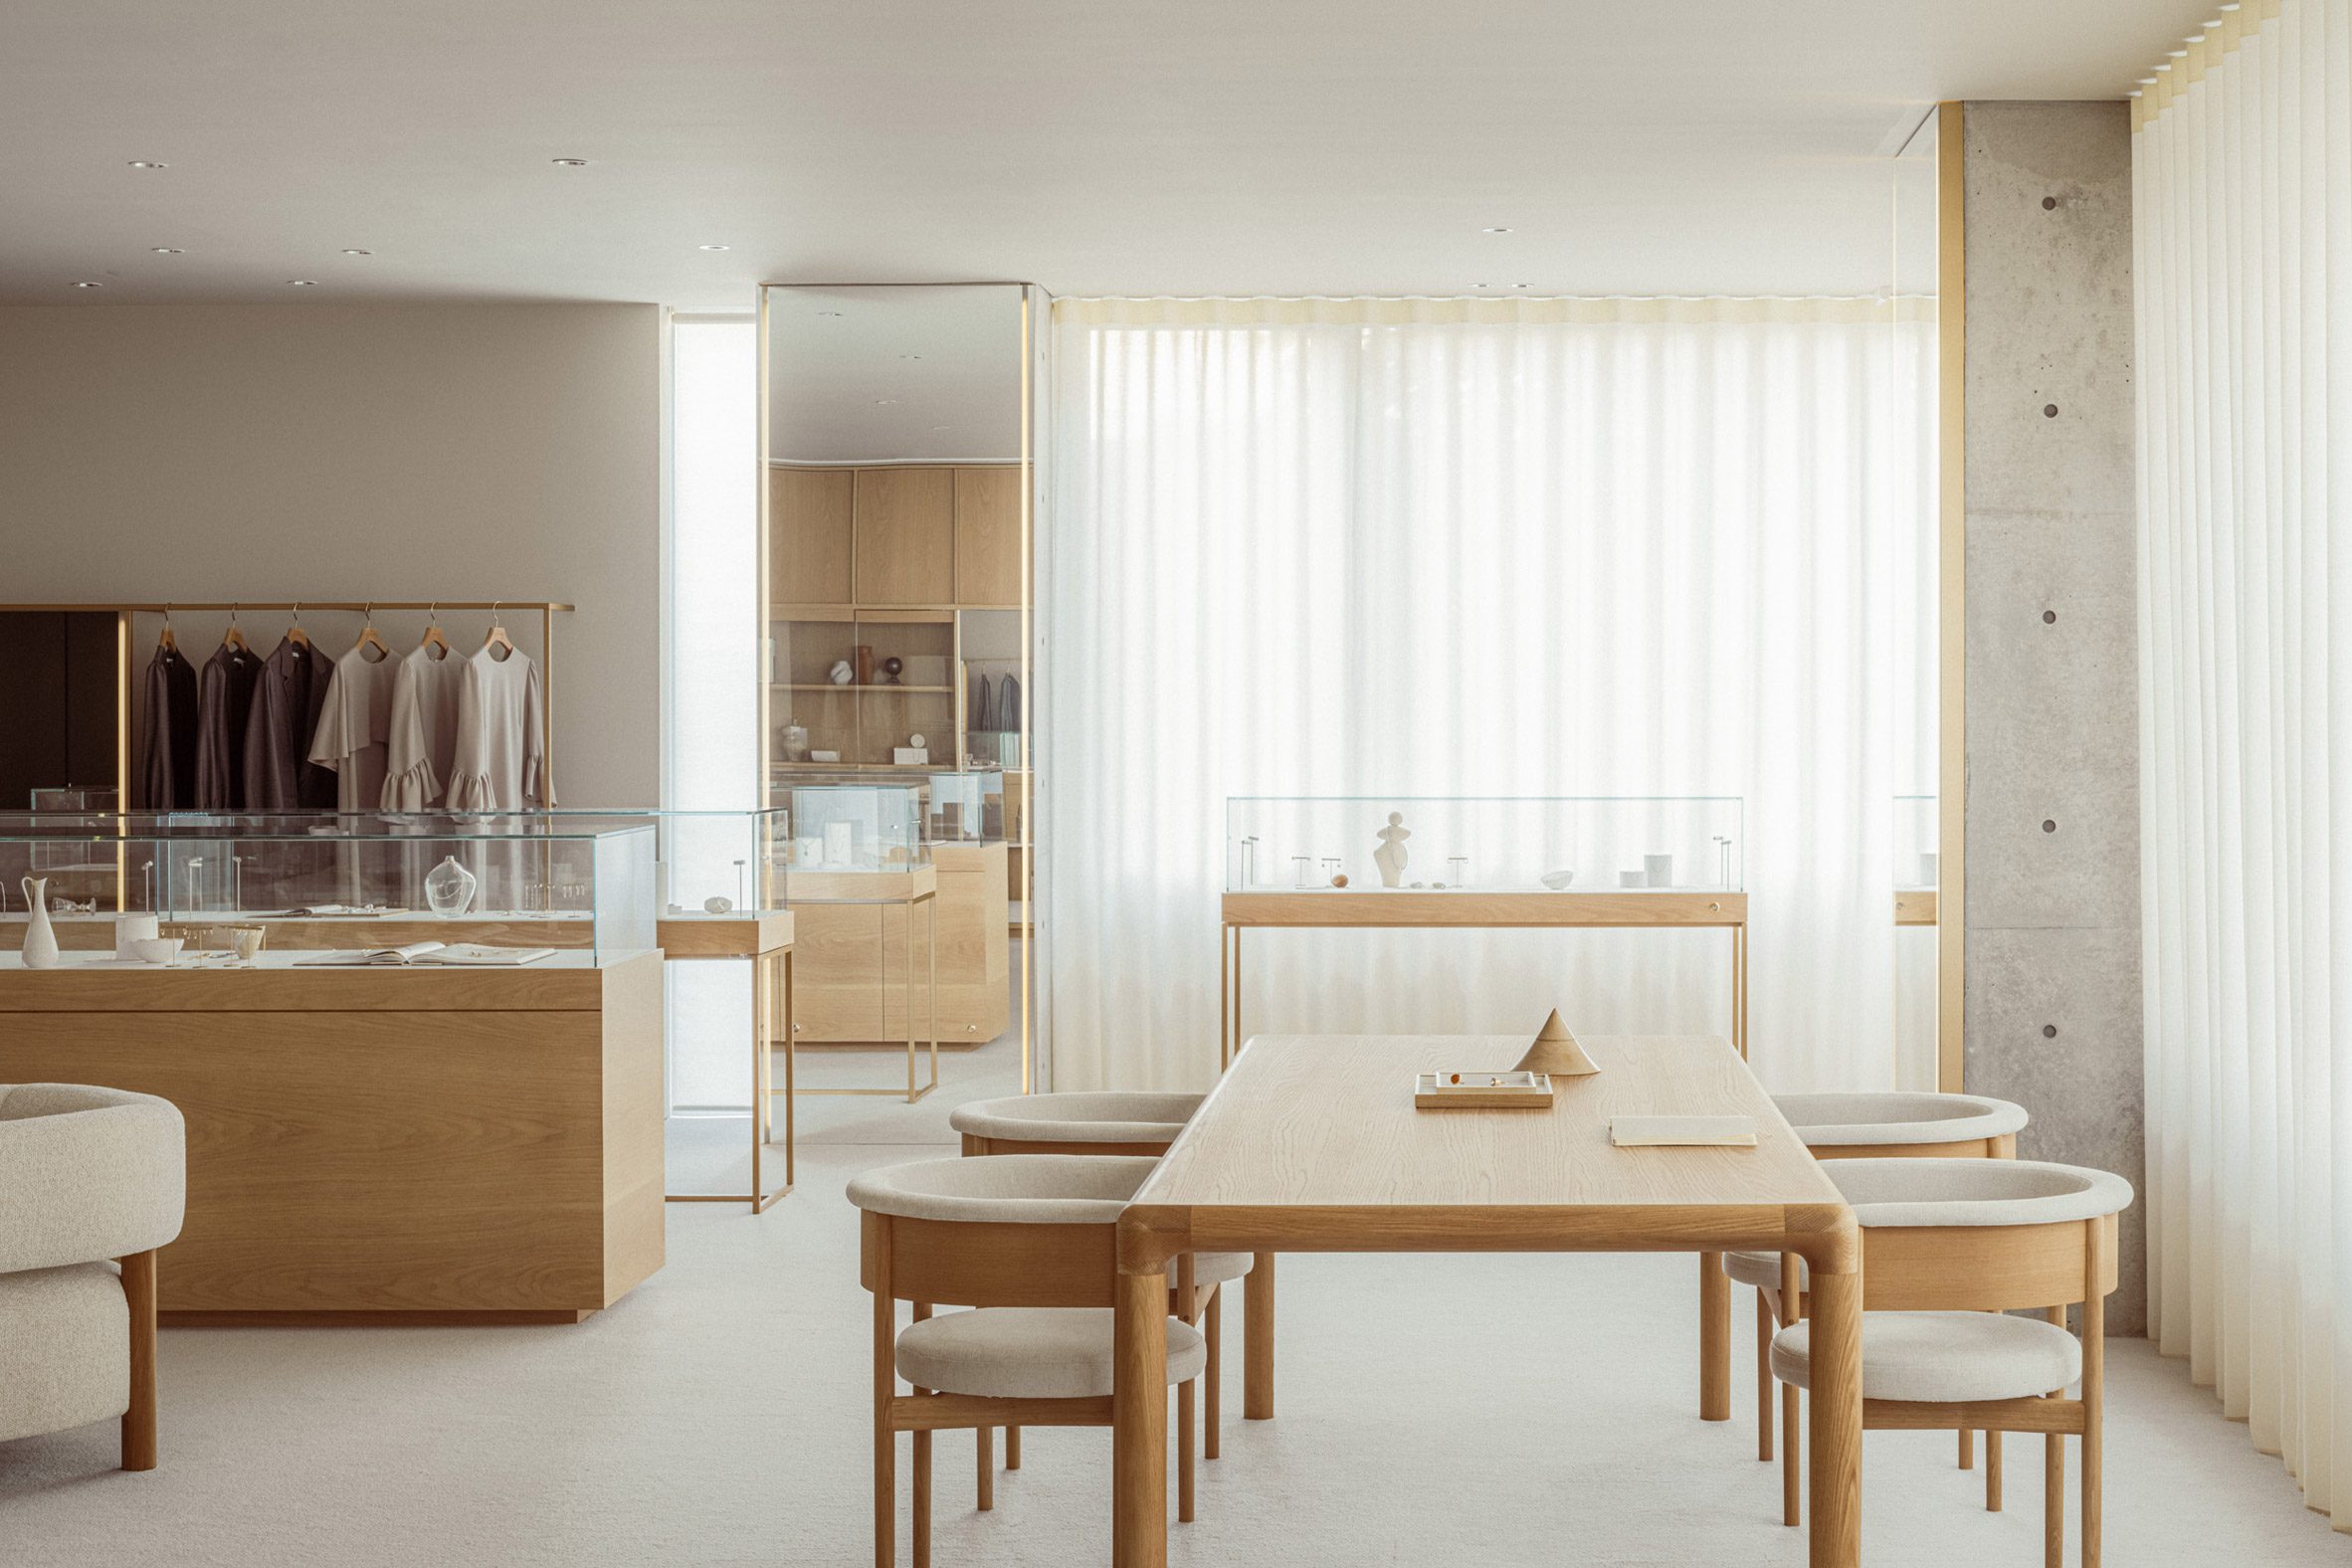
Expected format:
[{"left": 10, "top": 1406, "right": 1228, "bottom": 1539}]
[{"left": 20, "top": 877, "right": 61, "bottom": 969}]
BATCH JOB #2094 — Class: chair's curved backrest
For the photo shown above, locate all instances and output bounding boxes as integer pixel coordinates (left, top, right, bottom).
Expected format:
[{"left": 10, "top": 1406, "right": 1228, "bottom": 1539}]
[
  {"left": 1825, "top": 1156, "right": 2134, "bottom": 1312},
  {"left": 849, "top": 1154, "right": 1158, "bottom": 1308},
  {"left": 1775, "top": 1090, "right": 2028, "bottom": 1160},
  {"left": 950, "top": 1092, "right": 1202, "bottom": 1157},
  {"left": 0, "top": 1082, "right": 187, "bottom": 1275}
]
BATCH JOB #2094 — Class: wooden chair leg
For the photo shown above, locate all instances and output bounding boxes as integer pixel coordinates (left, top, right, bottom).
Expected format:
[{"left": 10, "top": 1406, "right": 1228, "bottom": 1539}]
[
  {"left": 1006, "top": 1425, "right": 1021, "bottom": 1470},
  {"left": 2045, "top": 1433, "right": 2064, "bottom": 1568},
  {"left": 1178, "top": 1379, "right": 1196, "bottom": 1523},
  {"left": 1755, "top": 1289, "right": 1774, "bottom": 1462},
  {"left": 119, "top": 1250, "right": 157, "bottom": 1472},
  {"left": 1782, "top": 1383, "right": 1801, "bottom": 1526},
  {"left": 913, "top": 1424, "right": 931, "bottom": 1568},
  {"left": 1959, "top": 1427, "right": 1974, "bottom": 1470},
  {"left": 1205, "top": 1288, "right": 1222, "bottom": 1461},
  {"left": 977, "top": 1426, "right": 993, "bottom": 1511},
  {"left": 1987, "top": 1429, "right": 2003, "bottom": 1511}
]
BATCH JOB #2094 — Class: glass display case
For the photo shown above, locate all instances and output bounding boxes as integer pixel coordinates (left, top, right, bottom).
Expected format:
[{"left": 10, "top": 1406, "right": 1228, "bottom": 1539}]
[
  {"left": 784, "top": 783, "right": 926, "bottom": 872},
  {"left": 1893, "top": 794, "right": 1938, "bottom": 889},
  {"left": 1223, "top": 796, "right": 1745, "bottom": 893},
  {"left": 925, "top": 770, "right": 1005, "bottom": 843},
  {"left": 0, "top": 811, "right": 657, "bottom": 961}
]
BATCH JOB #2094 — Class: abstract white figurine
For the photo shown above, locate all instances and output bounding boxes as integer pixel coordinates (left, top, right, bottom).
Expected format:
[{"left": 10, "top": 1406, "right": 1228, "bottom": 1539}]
[{"left": 1374, "top": 811, "right": 1411, "bottom": 888}]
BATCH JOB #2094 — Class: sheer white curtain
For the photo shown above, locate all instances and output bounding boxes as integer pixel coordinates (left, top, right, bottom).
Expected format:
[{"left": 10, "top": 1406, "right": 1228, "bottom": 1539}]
[
  {"left": 2137, "top": 0, "right": 2352, "bottom": 1527},
  {"left": 1047, "top": 296, "right": 1934, "bottom": 1092}
]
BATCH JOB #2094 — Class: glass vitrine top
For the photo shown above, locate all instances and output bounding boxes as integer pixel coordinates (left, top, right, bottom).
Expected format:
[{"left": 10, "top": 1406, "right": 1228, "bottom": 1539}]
[{"left": 1224, "top": 795, "right": 1744, "bottom": 893}]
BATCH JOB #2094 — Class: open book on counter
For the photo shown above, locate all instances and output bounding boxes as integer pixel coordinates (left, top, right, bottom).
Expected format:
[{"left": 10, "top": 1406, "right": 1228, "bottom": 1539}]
[{"left": 294, "top": 942, "right": 556, "bottom": 967}]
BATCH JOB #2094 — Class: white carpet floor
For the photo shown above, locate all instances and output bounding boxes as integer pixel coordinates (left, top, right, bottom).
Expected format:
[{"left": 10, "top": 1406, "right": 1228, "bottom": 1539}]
[{"left": 2, "top": 1023, "right": 2344, "bottom": 1565}]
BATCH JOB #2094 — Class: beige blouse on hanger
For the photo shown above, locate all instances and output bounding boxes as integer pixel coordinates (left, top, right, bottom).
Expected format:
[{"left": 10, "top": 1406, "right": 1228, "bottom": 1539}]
[
  {"left": 444, "top": 645, "right": 547, "bottom": 811},
  {"left": 381, "top": 643, "right": 467, "bottom": 810}
]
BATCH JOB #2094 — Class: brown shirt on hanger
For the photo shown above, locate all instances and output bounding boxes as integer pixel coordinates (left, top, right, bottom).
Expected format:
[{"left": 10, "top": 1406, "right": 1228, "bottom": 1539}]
[
  {"left": 138, "top": 642, "right": 199, "bottom": 808},
  {"left": 242, "top": 635, "right": 337, "bottom": 809},
  {"left": 192, "top": 641, "right": 262, "bottom": 809}
]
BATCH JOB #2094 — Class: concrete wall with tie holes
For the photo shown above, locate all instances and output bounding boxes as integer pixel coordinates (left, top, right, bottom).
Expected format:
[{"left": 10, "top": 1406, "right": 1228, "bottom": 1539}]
[{"left": 1960, "top": 101, "right": 2145, "bottom": 1333}]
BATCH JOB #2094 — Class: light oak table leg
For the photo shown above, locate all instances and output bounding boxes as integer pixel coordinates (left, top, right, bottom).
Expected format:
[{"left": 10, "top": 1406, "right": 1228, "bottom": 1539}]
[
  {"left": 1756, "top": 1288, "right": 1774, "bottom": 1462},
  {"left": 1113, "top": 1267, "right": 1167, "bottom": 1568},
  {"left": 1245, "top": 1254, "right": 1275, "bottom": 1421},
  {"left": 1699, "top": 1252, "right": 1731, "bottom": 1421},
  {"left": 1205, "top": 1287, "right": 1222, "bottom": 1459},
  {"left": 1808, "top": 1264, "right": 1862, "bottom": 1568},
  {"left": 120, "top": 1250, "right": 157, "bottom": 1471}
]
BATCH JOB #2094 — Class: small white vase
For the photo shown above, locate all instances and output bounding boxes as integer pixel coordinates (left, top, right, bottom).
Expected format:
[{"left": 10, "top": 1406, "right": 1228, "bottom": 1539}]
[
  {"left": 424, "top": 857, "right": 479, "bottom": 918},
  {"left": 21, "top": 878, "right": 61, "bottom": 969}
]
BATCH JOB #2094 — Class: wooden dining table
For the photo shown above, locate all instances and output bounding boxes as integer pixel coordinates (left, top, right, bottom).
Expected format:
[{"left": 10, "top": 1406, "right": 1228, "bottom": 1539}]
[{"left": 1111, "top": 1033, "right": 1863, "bottom": 1566}]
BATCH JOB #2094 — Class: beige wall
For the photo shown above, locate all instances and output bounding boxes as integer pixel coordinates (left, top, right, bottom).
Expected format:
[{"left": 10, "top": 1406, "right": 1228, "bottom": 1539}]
[{"left": 0, "top": 302, "right": 662, "bottom": 806}]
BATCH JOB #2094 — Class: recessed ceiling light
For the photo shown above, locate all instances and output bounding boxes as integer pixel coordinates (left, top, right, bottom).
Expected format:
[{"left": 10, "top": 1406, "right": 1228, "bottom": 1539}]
[
  {"left": 1513, "top": 283, "right": 1530, "bottom": 290},
  {"left": 2154, "top": 61, "right": 2173, "bottom": 71},
  {"left": 287, "top": 279, "right": 318, "bottom": 287},
  {"left": 2169, "top": 48, "right": 2189, "bottom": 56},
  {"left": 2139, "top": 77, "right": 2158, "bottom": 85},
  {"left": 551, "top": 157, "right": 589, "bottom": 167},
  {"left": 2128, "top": 90, "right": 2144, "bottom": 98},
  {"left": 72, "top": 281, "right": 102, "bottom": 289},
  {"left": 1482, "top": 226, "right": 1513, "bottom": 234},
  {"left": 150, "top": 247, "right": 183, "bottom": 255},
  {"left": 340, "top": 248, "right": 371, "bottom": 257},
  {"left": 126, "top": 160, "right": 166, "bottom": 169},
  {"left": 697, "top": 244, "right": 730, "bottom": 252},
  {"left": 2187, "top": 33, "right": 2207, "bottom": 42}
]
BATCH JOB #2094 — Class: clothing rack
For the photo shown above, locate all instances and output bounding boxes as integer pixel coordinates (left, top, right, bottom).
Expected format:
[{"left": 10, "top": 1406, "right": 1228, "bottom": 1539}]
[{"left": 0, "top": 601, "right": 575, "bottom": 811}]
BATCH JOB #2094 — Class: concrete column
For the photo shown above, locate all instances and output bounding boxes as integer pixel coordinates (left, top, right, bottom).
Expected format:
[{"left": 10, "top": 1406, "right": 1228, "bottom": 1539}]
[{"left": 1959, "top": 101, "right": 2145, "bottom": 1333}]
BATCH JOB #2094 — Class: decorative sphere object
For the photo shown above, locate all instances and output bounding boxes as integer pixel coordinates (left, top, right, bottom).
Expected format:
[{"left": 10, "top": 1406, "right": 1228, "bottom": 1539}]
[
  {"left": 828, "top": 661, "right": 854, "bottom": 686},
  {"left": 1331, "top": 874, "right": 1348, "bottom": 888},
  {"left": 908, "top": 732, "right": 926, "bottom": 748},
  {"left": 703, "top": 895, "right": 733, "bottom": 914},
  {"left": 882, "top": 656, "right": 904, "bottom": 684}
]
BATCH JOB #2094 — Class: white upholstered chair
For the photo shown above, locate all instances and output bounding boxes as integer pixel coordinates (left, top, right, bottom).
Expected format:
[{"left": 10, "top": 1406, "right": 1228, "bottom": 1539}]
[
  {"left": 1768, "top": 1156, "right": 2132, "bottom": 1567},
  {"left": 950, "top": 1090, "right": 1255, "bottom": 1471},
  {"left": 1726, "top": 1088, "right": 2028, "bottom": 1513},
  {"left": 0, "top": 1082, "right": 186, "bottom": 1471},
  {"left": 849, "top": 1153, "right": 1205, "bottom": 1567}
]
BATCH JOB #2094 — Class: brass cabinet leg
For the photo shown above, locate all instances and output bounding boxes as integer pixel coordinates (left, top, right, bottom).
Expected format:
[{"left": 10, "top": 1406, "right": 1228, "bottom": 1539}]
[
  {"left": 120, "top": 1250, "right": 157, "bottom": 1471},
  {"left": 1699, "top": 1252, "right": 1730, "bottom": 1421}
]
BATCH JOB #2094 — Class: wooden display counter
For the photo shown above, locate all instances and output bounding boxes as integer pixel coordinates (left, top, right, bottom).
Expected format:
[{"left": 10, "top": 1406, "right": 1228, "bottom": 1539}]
[
  {"left": 789, "top": 847, "right": 1007, "bottom": 1046},
  {"left": 0, "top": 949, "right": 665, "bottom": 1324}
]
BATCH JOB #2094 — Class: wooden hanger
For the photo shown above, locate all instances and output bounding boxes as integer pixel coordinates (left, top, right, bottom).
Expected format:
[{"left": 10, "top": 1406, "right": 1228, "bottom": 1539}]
[
  {"left": 286, "top": 601, "right": 312, "bottom": 650},
  {"left": 482, "top": 601, "right": 514, "bottom": 658},
  {"left": 157, "top": 604, "right": 177, "bottom": 653},
  {"left": 223, "top": 604, "right": 249, "bottom": 654},
  {"left": 420, "top": 602, "right": 450, "bottom": 658},
  {"left": 354, "top": 603, "right": 391, "bottom": 662}
]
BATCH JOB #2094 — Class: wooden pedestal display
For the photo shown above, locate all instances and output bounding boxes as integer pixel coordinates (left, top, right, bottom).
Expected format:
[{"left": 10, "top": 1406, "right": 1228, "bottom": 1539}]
[
  {"left": 790, "top": 843, "right": 1008, "bottom": 1046},
  {"left": 0, "top": 950, "right": 666, "bottom": 1323}
]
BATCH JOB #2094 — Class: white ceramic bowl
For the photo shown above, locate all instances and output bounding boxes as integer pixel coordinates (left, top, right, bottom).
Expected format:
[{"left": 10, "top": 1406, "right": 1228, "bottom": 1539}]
[{"left": 126, "top": 936, "right": 183, "bottom": 965}]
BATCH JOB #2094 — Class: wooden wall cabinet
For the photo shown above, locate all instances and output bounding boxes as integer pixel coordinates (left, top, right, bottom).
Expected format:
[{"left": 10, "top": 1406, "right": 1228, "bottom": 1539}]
[
  {"left": 853, "top": 468, "right": 955, "bottom": 605},
  {"left": 769, "top": 468, "right": 856, "bottom": 608},
  {"left": 952, "top": 467, "right": 1024, "bottom": 607}
]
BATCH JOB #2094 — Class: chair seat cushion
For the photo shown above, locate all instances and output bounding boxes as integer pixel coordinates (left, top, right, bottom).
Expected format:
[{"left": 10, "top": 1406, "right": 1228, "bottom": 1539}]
[
  {"left": 897, "top": 1308, "right": 1207, "bottom": 1400},
  {"left": 1726, "top": 1251, "right": 1805, "bottom": 1293},
  {"left": 1772, "top": 1090, "right": 2028, "bottom": 1148},
  {"left": 0, "top": 1262, "right": 129, "bottom": 1444},
  {"left": 1194, "top": 1252, "right": 1253, "bottom": 1287},
  {"left": 950, "top": 1092, "right": 1204, "bottom": 1146},
  {"left": 1771, "top": 1311, "right": 2082, "bottom": 1404}
]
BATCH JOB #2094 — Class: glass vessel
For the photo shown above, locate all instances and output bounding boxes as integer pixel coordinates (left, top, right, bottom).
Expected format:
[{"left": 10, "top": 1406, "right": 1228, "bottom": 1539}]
[{"left": 1224, "top": 796, "right": 1746, "bottom": 893}]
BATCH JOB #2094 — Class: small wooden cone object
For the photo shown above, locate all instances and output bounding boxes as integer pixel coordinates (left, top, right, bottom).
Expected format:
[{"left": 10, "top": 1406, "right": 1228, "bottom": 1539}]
[{"left": 1513, "top": 1009, "right": 1599, "bottom": 1077}]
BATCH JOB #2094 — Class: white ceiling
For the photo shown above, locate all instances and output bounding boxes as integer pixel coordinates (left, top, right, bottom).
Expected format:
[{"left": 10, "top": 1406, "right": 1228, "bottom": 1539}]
[{"left": 1, "top": 1, "right": 2195, "bottom": 307}]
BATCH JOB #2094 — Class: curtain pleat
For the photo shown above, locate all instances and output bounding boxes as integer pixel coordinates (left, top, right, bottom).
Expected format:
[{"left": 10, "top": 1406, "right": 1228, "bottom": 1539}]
[
  {"left": 2138, "top": 0, "right": 2352, "bottom": 1527},
  {"left": 1046, "top": 298, "right": 1935, "bottom": 1093}
]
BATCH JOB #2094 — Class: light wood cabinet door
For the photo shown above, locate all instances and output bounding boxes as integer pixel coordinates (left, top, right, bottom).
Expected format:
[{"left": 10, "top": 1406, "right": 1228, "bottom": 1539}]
[
  {"left": 952, "top": 467, "right": 1024, "bottom": 607},
  {"left": 854, "top": 468, "right": 954, "bottom": 605},
  {"left": 768, "top": 468, "right": 855, "bottom": 608}
]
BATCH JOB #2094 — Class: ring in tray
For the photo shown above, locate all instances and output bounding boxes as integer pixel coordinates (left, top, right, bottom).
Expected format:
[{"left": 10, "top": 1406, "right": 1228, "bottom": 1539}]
[{"left": 1413, "top": 1070, "right": 1555, "bottom": 1110}]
